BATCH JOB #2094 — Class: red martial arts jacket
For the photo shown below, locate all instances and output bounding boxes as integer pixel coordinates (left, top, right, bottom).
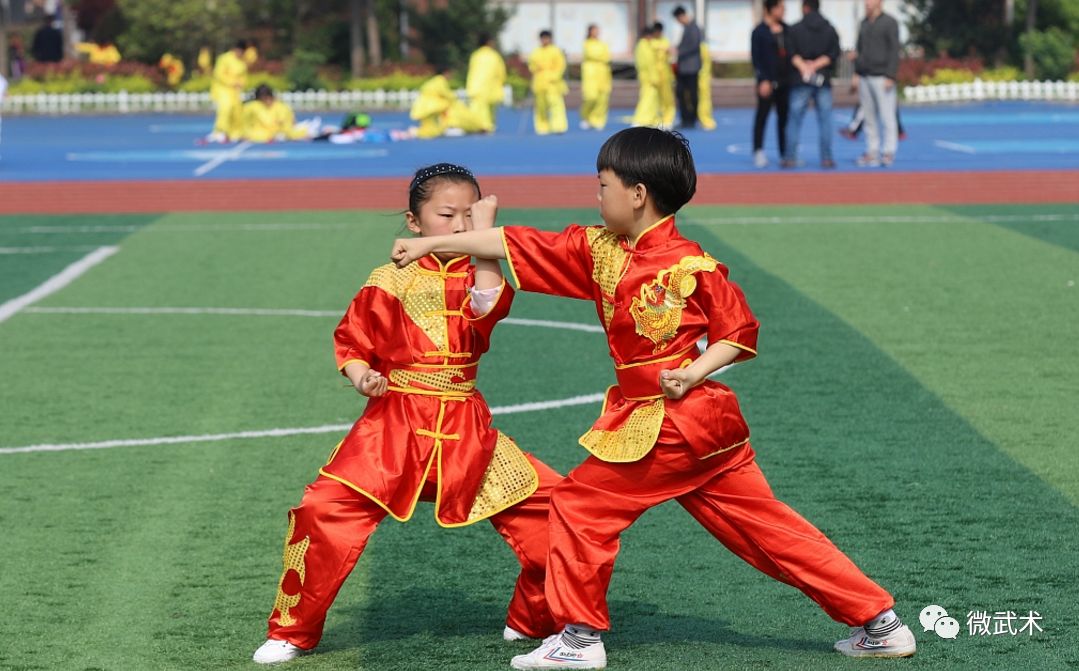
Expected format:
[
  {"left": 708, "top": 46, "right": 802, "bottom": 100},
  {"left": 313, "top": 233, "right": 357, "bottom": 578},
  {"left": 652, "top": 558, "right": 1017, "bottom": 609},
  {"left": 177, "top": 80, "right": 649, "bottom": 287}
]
[
  {"left": 501, "top": 216, "right": 759, "bottom": 462},
  {"left": 322, "top": 254, "right": 538, "bottom": 526}
]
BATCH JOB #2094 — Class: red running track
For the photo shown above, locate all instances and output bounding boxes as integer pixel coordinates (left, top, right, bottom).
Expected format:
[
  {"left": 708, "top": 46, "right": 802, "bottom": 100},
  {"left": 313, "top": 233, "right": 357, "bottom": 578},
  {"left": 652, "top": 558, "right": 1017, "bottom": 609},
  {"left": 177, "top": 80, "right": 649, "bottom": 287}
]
[{"left": 1, "top": 171, "right": 1077, "bottom": 214}]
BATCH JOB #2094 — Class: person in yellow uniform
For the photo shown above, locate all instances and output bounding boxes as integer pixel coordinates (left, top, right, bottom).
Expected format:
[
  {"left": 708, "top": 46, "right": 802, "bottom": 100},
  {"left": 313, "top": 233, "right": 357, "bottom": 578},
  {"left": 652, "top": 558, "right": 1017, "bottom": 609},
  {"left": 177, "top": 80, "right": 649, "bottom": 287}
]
[
  {"left": 243, "top": 43, "right": 259, "bottom": 67},
  {"left": 409, "top": 68, "right": 487, "bottom": 139},
  {"left": 158, "top": 53, "right": 185, "bottom": 87},
  {"left": 241, "top": 85, "right": 315, "bottom": 143},
  {"left": 465, "top": 34, "right": 506, "bottom": 133},
  {"left": 210, "top": 40, "right": 249, "bottom": 142},
  {"left": 528, "top": 30, "right": 568, "bottom": 135},
  {"left": 197, "top": 47, "right": 213, "bottom": 76},
  {"left": 580, "top": 24, "right": 612, "bottom": 131},
  {"left": 652, "top": 22, "right": 676, "bottom": 128},
  {"left": 75, "top": 40, "right": 121, "bottom": 66},
  {"left": 698, "top": 42, "right": 717, "bottom": 130},
  {"left": 631, "top": 25, "right": 660, "bottom": 127}
]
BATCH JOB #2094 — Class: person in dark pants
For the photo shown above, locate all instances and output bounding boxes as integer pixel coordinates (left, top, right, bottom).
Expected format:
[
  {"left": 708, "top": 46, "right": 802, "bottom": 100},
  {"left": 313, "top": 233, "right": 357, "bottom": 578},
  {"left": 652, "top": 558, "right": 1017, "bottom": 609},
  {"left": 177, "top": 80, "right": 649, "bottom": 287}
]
[
  {"left": 782, "top": 0, "right": 840, "bottom": 169},
  {"left": 30, "top": 14, "right": 63, "bottom": 63},
  {"left": 672, "top": 5, "right": 702, "bottom": 129},
  {"left": 750, "top": 0, "right": 791, "bottom": 168}
]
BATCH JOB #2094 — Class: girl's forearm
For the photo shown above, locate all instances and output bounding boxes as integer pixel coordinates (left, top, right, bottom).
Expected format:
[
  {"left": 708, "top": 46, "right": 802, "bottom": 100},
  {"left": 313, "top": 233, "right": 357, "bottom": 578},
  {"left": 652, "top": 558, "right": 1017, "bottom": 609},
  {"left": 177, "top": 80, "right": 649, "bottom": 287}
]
[{"left": 683, "top": 342, "right": 742, "bottom": 386}]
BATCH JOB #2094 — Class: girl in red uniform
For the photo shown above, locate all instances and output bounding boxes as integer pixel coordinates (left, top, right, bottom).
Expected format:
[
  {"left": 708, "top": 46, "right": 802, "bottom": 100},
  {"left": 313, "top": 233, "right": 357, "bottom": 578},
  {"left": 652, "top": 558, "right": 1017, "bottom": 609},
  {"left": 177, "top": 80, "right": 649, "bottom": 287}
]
[
  {"left": 253, "top": 163, "right": 562, "bottom": 664},
  {"left": 391, "top": 130, "right": 916, "bottom": 669}
]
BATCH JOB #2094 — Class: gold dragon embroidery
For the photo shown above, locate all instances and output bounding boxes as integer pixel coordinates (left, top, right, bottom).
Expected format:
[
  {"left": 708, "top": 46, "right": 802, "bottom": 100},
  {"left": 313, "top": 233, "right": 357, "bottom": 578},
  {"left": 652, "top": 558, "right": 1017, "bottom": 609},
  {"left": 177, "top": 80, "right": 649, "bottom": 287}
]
[{"left": 629, "top": 254, "right": 718, "bottom": 353}]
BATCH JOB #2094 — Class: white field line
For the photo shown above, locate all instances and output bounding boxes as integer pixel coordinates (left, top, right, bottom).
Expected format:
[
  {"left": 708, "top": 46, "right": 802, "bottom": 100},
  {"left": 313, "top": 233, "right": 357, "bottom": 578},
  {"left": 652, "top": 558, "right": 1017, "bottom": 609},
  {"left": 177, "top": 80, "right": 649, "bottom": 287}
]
[
  {"left": 22, "top": 306, "right": 608, "bottom": 334},
  {"left": 683, "top": 212, "right": 1079, "bottom": 226},
  {"left": 23, "top": 223, "right": 355, "bottom": 234},
  {"left": 934, "top": 140, "right": 978, "bottom": 154},
  {"left": 193, "top": 140, "right": 253, "bottom": 176},
  {"left": 0, "top": 246, "right": 118, "bottom": 324},
  {"left": 0, "top": 393, "right": 606, "bottom": 455},
  {"left": 0, "top": 246, "right": 98, "bottom": 254}
]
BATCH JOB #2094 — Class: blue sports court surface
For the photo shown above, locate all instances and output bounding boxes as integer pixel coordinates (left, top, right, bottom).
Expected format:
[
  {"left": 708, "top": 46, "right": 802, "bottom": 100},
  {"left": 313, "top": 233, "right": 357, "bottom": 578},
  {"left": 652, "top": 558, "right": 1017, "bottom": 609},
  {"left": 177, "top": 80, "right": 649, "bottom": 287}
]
[{"left": 2, "top": 101, "right": 1077, "bottom": 182}]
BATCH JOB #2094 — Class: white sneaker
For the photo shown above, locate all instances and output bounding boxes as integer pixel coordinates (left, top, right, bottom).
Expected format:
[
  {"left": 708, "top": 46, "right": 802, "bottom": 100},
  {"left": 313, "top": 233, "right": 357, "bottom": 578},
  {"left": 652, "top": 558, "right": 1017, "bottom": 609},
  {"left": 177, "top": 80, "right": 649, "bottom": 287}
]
[
  {"left": 511, "top": 630, "right": 606, "bottom": 669},
  {"left": 753, "top": 149, "right": 768, "bottom": 168},
  {"left": 504, "top": 625, "right": 534, "bottom": 641},
  {"left": 579, "top": 120, "right": 591, "bottom": 130},
  {"left": 834, "top": 624, "right": 916, "bottom": 658},
  {"left": 252, "top": 638, "right": 305, "bottom": 664}
]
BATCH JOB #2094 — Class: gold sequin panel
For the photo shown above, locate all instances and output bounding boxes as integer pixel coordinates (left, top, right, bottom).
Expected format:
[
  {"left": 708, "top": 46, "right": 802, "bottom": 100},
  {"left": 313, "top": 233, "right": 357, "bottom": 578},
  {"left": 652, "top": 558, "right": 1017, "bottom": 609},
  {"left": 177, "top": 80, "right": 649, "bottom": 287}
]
[
  {"left": 364, "top": 263, "right": 449, "bottom": 352},
  {"left": 271, "top": 510, "right": 311, "bottom": 626},
  {"left": 465, "top": 431, "right": 539, "bottom": 522},
  {"left": 585, "top": 227, "right": 629, "bottom": 328},
  {"left": 578, "top": 398, "right": 666, "bottom": 463},
  {"left": 389, "top": 367, "right": 476, "bottom": 394}
]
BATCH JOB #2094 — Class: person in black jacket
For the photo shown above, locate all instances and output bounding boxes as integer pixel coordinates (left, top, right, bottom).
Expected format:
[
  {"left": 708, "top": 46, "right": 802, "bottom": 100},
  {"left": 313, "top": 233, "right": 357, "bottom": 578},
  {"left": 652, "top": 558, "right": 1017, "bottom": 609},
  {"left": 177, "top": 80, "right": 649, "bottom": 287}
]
[
  {"left": 672, "top": 6, "right": 703, "bottom": 129},
  {"left": 30, "top": 14, "right": 63, "bottom": 64},
  {"left": 782, "top": 0, "right": 840, "bottom": 169},
  {"left": 750, "top": 0, "right": 790, "bottom": 168}
]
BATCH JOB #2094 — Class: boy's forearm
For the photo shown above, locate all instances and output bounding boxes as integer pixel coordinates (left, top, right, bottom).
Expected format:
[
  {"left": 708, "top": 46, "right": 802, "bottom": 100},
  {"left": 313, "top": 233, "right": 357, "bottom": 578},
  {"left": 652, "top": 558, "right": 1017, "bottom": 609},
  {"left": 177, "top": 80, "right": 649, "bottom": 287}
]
[
  {"left": 427, "top": 228, "right": 507, "bottom": 260},
  {"left": 683, "top": 342, "right": 742, "bottom": 386}
]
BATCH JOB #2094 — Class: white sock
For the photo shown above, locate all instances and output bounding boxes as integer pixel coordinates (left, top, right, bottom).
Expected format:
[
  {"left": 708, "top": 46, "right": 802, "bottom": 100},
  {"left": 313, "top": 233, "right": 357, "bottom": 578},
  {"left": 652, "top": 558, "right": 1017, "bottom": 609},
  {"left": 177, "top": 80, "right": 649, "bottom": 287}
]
[
  {"left": 564, "top": 624, "right": 601, "bottom": 643},
  {"left": 864, "top": 609, "right": 902, "bottom": 638}
]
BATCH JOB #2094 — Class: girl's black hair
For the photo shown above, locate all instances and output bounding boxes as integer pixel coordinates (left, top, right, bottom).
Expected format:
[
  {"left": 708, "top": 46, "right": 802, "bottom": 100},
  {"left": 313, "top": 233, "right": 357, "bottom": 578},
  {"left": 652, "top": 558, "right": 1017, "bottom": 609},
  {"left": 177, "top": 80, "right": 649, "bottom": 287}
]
[
  {"left": 596, "top": 128, "right": 696, "bottom": 216},
  {"left": 407, "top": 163, "right": 481, "bottom": 214}
]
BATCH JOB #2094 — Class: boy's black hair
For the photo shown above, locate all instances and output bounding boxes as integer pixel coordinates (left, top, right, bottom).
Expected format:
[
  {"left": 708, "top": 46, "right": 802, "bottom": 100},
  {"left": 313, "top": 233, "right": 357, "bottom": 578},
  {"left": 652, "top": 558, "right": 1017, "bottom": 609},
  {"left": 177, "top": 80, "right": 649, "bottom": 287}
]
[
  {"left": 478, "top": 32, "right": 492, "bottom": 47},
  {"left": 764, "top": 0, "right": 783, "bottom": 10},
  {"left": 672, "top": 5, "right": 687, "bottom": 17},
  {"left": 254, "top": 83, "right": 273, "bottom": 100},
  {"left": 652, "top": 21, "right": 664, "bottom": 34},
  {"left": 539, "top": 29, "right": 552, "bottom": 39},
  {"left": 596, "top": 128, "right": 696, "bottom": 216},
  {"left": 803, "top": 0, "right": 820, "bottom": 10},
  {"left": 408, "top": 163, "right": 480, "bottom": 215}
]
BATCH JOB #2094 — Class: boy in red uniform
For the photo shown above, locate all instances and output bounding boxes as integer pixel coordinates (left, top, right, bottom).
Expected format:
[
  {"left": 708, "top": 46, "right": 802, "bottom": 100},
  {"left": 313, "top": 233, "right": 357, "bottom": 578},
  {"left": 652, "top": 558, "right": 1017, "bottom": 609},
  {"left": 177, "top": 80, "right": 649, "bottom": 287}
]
[
  {"left": 391, "top": 130, "right": 916, "bottom": 668},
  {"left": 253, "top": 164, "right": 562, "bottom": 664}
]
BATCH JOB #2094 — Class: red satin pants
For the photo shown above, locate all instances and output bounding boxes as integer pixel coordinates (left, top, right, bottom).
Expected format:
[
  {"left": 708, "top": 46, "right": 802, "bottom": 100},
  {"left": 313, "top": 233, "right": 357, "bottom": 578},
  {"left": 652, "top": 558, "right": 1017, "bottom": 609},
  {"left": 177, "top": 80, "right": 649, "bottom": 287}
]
[
  {"left": 546, "top": 437, "right": 894, "bottom": 631},
  {"left": 266, "top": 453, "right": 562, "bottom": 649}
]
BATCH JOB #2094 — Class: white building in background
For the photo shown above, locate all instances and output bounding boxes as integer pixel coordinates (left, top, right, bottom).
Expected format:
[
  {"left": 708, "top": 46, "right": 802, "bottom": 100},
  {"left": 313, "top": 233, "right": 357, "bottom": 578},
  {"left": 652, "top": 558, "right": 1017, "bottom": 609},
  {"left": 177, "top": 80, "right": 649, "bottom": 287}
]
[{"left": 497, "top": 0, "right": 913, "bottom": 62}]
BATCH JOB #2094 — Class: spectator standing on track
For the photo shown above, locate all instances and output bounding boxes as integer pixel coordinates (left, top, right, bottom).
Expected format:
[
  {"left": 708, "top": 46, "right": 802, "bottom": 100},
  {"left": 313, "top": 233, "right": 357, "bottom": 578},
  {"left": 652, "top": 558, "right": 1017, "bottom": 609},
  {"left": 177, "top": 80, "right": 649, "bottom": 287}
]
[
  {"left": 209, "top": 40, "right": 249, "bottom": 143},
  {"left": 8, "top": 34, "right": 27, "bottom": 81},
  {"left": 30, "top": 14, "right": 63, "bottom": 63},
  {"left": 782, "top": 0, "right": 840, "bottom": 169},
  {"left": 528, "top": 30, "right": 568, "bottom": 135},
  {"left": 697, "top": 41, "right": 717, "bottom": 130},
  {"left": 652, "top": 22, "right": 676, "bottom": 129},
  {"left": 631, "top": 24, "right": 660, "bottom": 127},
  {"left": 851, "top": 0, "right": 901, "bottom": 167},
  {"left": 466, "top": 33, "right": 507, "bottom": 133},
  {"left": 0, "top": 72, "right": 7, "bottom": 160},
  {"left": 580, "top": 24, "right": 612, "bottom": 131},
  {"left": 672, "top": 6, "right": 703, "bottom": 129},
  {"left": 751, "top": 0, "right": 791, "bottom": 168}
]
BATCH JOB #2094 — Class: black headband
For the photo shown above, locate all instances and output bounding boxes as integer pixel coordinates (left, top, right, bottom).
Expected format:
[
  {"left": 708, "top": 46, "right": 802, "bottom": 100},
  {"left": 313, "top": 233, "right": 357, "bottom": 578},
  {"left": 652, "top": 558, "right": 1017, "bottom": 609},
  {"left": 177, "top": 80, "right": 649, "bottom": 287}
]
[{"left": 409, "top": 163, "right": 476, "bottom": 193}]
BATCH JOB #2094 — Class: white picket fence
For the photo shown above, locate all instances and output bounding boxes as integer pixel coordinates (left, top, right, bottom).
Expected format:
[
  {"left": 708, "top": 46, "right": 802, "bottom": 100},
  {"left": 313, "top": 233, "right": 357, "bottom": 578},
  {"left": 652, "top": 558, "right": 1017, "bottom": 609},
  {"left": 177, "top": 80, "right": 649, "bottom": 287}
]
[
  {"left": 0, "top": 86, "right": 513, "bottom": 114},
  {"left": 904, "top": 79, "right": 1079, "bottom": 103}
]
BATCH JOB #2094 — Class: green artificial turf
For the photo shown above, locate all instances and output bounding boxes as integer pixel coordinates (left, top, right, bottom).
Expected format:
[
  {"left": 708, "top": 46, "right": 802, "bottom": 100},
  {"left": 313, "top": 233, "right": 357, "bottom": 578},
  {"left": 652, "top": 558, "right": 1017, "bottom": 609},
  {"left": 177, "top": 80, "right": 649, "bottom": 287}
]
[{"left": 1, "top": 206, "right": 1076, "bottom": 670}]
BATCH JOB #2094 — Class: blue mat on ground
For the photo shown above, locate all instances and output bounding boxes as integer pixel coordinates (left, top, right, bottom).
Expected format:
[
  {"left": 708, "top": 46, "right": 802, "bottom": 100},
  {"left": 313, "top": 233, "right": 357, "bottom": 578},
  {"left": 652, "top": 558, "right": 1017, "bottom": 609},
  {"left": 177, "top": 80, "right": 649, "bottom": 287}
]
[{"left": 1, "top": 101, "right": 1077, "bottom": 182}]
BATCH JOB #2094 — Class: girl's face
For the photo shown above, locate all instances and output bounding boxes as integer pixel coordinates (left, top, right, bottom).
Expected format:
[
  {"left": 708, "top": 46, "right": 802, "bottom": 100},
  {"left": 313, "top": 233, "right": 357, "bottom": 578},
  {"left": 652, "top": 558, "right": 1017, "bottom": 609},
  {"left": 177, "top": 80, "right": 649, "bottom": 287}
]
[{"left": 405, "top": 179, "right": 479, "bottom": 259}]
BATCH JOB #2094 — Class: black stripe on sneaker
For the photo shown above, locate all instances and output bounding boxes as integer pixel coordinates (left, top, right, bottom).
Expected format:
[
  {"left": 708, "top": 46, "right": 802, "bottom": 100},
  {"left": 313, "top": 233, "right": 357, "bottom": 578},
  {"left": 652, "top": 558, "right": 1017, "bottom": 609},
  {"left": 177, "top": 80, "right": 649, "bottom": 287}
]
[
  {"left": 865, "top": 618, "right": 902, "bottom": 639},
  {"left": 561, "top": 631, "right": 599, "bottom": 650}
]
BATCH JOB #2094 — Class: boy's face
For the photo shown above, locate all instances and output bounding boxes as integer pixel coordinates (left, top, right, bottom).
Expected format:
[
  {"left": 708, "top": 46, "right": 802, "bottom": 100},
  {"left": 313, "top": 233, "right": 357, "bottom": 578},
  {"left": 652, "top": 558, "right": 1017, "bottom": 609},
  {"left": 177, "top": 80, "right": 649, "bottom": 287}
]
[{"left": 597, "top": 169, "right": 640, "bottom": 236}]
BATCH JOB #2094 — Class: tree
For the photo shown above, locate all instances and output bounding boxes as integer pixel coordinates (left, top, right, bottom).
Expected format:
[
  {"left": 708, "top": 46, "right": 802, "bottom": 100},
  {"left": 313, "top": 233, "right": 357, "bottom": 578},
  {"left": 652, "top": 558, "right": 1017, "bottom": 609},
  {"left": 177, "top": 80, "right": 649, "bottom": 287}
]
[
  {"left": 115, "top": 0, "right": 243, "bottom": 64},
  {"left": 407, "top": 0, "right": 511, "bottom": 72}
]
